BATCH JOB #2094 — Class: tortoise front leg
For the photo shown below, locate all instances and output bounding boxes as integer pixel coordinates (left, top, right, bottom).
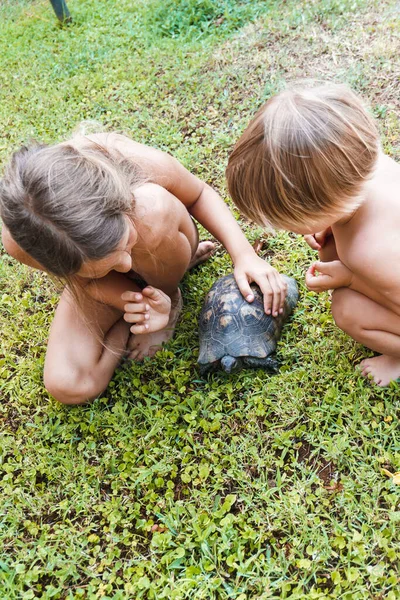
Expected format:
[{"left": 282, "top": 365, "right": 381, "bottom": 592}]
[
  {"left": 198, "top": 360, "right": 220, "bottom": 376},
  {"left": 243, "top": 356, "right": 279, "bottom": 373}
]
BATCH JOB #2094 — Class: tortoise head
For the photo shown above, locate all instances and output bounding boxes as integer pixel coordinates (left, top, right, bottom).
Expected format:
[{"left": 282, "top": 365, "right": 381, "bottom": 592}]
[{"left": 221, "top": 355, "right": 242, "bottom": 373}]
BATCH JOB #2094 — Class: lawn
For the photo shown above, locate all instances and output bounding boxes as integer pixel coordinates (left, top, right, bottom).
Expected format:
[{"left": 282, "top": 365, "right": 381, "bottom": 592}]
[{"left": 0, "top": 0, "right": 400, "bottom": 598}]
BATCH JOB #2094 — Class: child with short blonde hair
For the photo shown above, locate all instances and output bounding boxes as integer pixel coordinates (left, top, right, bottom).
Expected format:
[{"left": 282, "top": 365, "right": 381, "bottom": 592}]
[{"left": 227, "top": 82, "right": 400, "bottom": 387}]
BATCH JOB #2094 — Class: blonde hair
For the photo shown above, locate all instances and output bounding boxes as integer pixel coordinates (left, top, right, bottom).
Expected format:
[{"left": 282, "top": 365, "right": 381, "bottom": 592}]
[
  {"left": 226, "top": 82, "right": 380, "bottom": 229},
  {"left": 0, "top": 138, "right": 143, "bottom": 277}
]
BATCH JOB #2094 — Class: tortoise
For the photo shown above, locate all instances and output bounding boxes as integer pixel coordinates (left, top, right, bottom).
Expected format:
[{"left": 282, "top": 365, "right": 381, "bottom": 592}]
[{"left": 198, "top": 274, "right": 299, "bottom": 374}]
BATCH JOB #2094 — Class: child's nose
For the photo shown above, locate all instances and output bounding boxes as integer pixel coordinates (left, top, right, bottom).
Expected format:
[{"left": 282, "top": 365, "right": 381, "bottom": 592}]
[{"left": 116, "top": 253, "right": 132, "bottom": 273}]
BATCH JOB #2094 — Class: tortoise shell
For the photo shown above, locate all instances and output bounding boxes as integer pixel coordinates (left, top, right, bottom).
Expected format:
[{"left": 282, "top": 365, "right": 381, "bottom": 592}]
[{"left": 198, "top": 273, "right": 298, "bottom": 374}]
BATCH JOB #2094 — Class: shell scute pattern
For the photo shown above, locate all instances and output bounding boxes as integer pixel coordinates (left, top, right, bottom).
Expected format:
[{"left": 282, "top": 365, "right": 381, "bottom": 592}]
[{"left": 240, "top": 302, "right": 268, "bottom": 333}]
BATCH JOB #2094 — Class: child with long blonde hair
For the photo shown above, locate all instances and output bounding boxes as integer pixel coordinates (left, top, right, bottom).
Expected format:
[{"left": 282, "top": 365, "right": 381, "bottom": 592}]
[
  {"left": 1, "top": 132, "right": 287, "bottom": 404},
  {"left": 227, "top": 82, "right": 400, "bottom": 387}
]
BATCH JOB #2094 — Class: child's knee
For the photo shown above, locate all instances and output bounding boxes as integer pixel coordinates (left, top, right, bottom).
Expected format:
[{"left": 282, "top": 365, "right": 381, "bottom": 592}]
[
  {"left": 331, "top": 288, "right": 354, "bottom": 333},
  {"left": 44, "top": 366, "right": 99, "bottom": 405}
]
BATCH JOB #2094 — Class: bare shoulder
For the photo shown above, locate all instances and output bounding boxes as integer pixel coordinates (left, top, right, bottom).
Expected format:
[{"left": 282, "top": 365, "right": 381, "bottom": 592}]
[
  {"left": 133, "top": 183, "right": 183, "bottom": 239},
  {"left": 72, "top": 132, "right": 203, "bottom": 207},
  {"left": 83, "top": 133, "right": 155, "bottom": 156},
  {"left": 77, "top": 133, "right": 175, "bottom": 184}
]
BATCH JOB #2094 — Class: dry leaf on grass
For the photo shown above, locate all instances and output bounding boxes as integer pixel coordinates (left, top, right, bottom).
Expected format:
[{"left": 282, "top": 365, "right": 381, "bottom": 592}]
[
  {"left": 382, "top": 469, "right": 400, "bottom": 484},
  {"left": 253, "top": 238, "right": 265, "bottom": 255}
]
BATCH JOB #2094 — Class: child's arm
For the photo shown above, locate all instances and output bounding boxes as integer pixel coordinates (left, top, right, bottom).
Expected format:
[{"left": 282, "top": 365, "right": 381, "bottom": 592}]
[
  {"left": 173, "top": 179, "right": 287, "bottom": 316},
  {"left": 88, "top": 134, "right": 287, "bottom": 315},
  {"left": 144, "top": 147, "right": 287, "bottom": 316}
]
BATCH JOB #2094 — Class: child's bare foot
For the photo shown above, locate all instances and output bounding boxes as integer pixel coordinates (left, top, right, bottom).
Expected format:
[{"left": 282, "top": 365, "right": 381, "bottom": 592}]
[
  {"left": 189, "top": 241, "right": 215, "bottom": 269},
  {"left": 127, "top": 290, "right": 182, "bottom": 361},
  {"left": 358, "top": 355, "right": 400, "bottom": 387}
]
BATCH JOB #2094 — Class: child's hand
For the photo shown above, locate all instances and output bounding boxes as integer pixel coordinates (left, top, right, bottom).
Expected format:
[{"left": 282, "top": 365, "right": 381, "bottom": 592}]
[
  {"left": 234, "top": 255, "right": 288, "bottom": 316},
  {"left": 304, "top": 227, "right": 332, "bottom": 251},
  {"left": 121, "top": 286, "right": 171, "bottom": 334},
  {"left": 305, "top": 260, "right": 353, "bottom": 292}
]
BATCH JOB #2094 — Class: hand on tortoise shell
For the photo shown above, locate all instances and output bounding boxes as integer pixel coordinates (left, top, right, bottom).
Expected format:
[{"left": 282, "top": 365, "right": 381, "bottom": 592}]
[{"left": 234, "top": 256, "right": 288, "bottom": 316}]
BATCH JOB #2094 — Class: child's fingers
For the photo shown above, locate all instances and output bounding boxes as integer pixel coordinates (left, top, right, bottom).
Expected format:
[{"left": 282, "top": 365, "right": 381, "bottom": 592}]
[
  {"left": 121, "top": 291, "right": 143, "bottom": 302},
  {"left": 123, "top": 302, "right": 149, "bottom": 314},
  {"left": 235, "top": 276, "right": 255, "bottom": 305},
  {"left": 307, "top": 262, "right": 318, "bottom": 276},
  {"left": 124, "top": 312, "right": 150, "bottom": 324},
  {"left": 271, "top": 291, "right": 281, "bottom": 317},
  {"left": 270, "top": 273, "right": 288, "bottom": 316},
  {"left": 259, "top": 279, "right": 277, "bottom": 316},
  {"left": 314, "top": 260, "right": 329, "bottom": 273},
  {"left": 129, "top": 349, "right": 142, "bottom": 361},
  {"left": 305, "top": 269, "right": 331, "bottom": 291},
  {"left": 305, "top": 264, "right": 319, "bottom": 289},
  {"left": 304, "top": 235, "right": 321, "bottom": 251},
  {"left": 313, "top": 260, "right": 337, "bottom": 276},
  {"left": 256, "top": 279, "right": 274, "bottom": 314},
  {"left": 314, "top": 231, "right": 326, "bottom": 246},
  {"left": 142, "top": 286, "right": 160, "bottom": 300},
  {"left": 130, "top": 323, "right": 150, "bottom": 334}
]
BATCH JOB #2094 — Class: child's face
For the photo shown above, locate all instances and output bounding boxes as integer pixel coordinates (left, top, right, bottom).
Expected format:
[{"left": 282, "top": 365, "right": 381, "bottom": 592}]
[
  {"left": 77, "top": 217, "right": 137, "bottom": 279},
  {"left": 282, "top": 203, "right": 359, "bottom": 235},
  {"left": 288, "top": 215, "right": 336, "bottom": 235}
]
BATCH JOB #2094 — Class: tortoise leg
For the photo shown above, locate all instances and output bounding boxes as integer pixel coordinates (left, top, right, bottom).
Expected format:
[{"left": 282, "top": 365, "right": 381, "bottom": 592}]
[
  {"left": 243, "top": 356, "right": 280, "bottom": 373},
  {"left": 199, "top": 360, "right": 220, "bottom": 376}
]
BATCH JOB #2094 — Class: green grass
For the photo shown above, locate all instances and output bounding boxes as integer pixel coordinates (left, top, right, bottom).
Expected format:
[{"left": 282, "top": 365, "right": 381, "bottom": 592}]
[{"left": 1, "top": 0, "right": 400, "bottom": 598}]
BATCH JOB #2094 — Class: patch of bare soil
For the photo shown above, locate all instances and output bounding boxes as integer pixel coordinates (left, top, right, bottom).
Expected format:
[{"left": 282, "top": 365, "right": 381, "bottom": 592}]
[{"left": 210, "top": 0, "right": 400, "bottom": 150}]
